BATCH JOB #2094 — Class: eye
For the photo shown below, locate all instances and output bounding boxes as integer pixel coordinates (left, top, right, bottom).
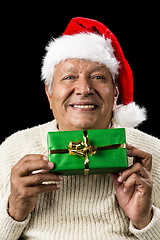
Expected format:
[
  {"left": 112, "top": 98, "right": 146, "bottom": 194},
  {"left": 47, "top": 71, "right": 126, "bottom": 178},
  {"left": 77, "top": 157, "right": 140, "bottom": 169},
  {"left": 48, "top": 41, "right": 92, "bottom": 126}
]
[
  {"left": 62, "top": 75, "right": 76, "bottom": 81},
  {"left": 93, "top": 75, "right": 104, "bottom": 79},
  {"left": 91, "top": 75, "right": 105, "bottom": 80}
]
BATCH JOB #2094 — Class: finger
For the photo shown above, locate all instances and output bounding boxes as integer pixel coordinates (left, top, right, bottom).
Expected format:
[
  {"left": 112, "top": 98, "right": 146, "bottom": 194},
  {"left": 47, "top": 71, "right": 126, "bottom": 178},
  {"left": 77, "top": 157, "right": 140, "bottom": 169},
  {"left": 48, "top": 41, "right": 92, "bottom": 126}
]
[
  {"left": 34, "top": 183, "right": 61, "bottom": 194},
  {"left": 127, "top": 144, "right": 152, "bottom": 171},
  {"left": 117, "top": 162, "right": 150, "bottom": 183},
  {"left": 123, "top": 173, "right": 152, "bottom": 193},
  {"left": 13, "top": 155, "right": 46, "bottom": 171},
  {"left": 127, "top": 144, "right": 148, "bottom": 159},
  {"left": 110, "top": 173, "right": 121, "bottom": 189},
  {"left": 15, "top": 154, "right": 44, "bottom": 165},
  {"left": 17, "top": 158, "right": 54, "bottom": 177},
  {"left": 23, "top": 173, "right": 63, "bottom": 187},
  {"left": 22, "top": 184, "right": 61, "bottom": 197}
]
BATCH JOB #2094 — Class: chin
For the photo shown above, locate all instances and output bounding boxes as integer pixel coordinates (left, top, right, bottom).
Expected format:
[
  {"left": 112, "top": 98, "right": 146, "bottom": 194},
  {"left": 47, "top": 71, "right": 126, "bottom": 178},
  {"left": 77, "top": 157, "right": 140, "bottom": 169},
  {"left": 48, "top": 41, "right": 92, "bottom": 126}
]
[{"left": 70, "top": 119, "right": 99, "bottom": 130}]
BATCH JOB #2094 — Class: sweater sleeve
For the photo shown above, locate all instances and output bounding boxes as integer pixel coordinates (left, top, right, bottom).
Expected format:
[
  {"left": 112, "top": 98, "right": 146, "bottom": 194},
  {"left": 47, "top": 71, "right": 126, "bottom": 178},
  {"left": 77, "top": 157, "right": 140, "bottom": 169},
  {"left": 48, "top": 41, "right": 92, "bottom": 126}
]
[
  {"left": 0, "top": 197, "right": 31, "bottom": 240},
  {"left": 0, "top": 135, "right": 31, "bottom": 240},
  {"left": 129, "top": 205, "right": 160, "bottom": 240}
]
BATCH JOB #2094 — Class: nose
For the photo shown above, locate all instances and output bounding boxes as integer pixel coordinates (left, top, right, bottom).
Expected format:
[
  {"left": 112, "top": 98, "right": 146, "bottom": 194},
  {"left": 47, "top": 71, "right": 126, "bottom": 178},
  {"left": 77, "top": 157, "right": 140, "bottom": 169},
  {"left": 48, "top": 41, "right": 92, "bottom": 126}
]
[{"left": 75, "top": 76, "right": 94, "bottom": 97}]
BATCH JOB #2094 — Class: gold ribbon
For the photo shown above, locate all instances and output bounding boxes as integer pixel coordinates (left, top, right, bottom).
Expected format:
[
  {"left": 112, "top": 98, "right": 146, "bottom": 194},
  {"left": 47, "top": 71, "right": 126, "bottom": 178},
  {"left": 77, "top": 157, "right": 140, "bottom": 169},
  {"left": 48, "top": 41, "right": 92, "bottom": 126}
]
[
  {"left": 68, "top": 130, "right": 97, "bottom": 175},
  {"left": 49, "top": 130, "right": 126, "bottom": 175}
]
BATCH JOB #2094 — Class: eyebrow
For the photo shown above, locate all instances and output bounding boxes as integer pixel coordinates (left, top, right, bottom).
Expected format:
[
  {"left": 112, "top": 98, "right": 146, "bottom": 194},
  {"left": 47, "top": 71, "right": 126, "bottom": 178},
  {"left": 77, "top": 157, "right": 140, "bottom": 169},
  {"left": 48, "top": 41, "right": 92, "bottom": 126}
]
[
  {"left": 89, "top": 65, "right": 109, "bottom": 72},
  {"left": 62, "top": 64, "right": 109, "bottom": 73},
  {"left": 88, "top": 65, "right": 112, "bottom": 78}
]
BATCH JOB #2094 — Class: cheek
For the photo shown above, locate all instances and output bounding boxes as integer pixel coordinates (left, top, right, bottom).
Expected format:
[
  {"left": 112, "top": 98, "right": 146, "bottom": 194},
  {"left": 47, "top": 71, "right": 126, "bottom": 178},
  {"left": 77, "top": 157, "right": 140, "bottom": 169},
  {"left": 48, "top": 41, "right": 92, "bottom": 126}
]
[
  {"left": 51, "top": 84, "right": 71, "bottom": 113},
  {"left": 100, "top": 86, "right": 115, "bottom": 112},
  {"left": 101, "top": 85, "right": 114, "bottom": 103}
]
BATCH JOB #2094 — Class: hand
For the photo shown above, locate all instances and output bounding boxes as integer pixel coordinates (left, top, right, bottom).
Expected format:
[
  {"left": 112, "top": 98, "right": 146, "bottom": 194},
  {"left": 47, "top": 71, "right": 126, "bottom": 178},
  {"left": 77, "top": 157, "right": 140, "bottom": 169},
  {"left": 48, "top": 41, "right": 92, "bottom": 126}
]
[
  {"left": 9, "top": 154, "right": 63, "bottom": 222},
  {"left": 111, "top": 144, "right": 153, "bottom": 229}
]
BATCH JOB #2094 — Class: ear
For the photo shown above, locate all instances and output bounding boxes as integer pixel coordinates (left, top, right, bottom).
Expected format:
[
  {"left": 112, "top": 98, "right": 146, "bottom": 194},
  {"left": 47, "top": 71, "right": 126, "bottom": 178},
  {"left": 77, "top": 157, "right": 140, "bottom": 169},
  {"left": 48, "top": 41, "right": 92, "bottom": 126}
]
[
  {"left": 45, "top": 84, "right": 52, "bottom": 110},
  {"left": 113, "top": 86, "right": 119, "bottom": 110}
]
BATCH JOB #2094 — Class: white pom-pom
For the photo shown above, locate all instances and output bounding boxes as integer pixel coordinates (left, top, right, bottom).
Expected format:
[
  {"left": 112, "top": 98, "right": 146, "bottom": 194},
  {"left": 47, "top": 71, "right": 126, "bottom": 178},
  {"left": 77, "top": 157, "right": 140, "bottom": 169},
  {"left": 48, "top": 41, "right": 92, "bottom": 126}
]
[{"left": 112, "top": 102, "right": 147, "bottom": 128}]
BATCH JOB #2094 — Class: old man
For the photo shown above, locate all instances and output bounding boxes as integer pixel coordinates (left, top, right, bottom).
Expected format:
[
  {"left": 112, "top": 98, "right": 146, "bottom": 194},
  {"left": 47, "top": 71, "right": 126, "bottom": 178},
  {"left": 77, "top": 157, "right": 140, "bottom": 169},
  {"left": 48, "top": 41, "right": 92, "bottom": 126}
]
[{"left": 0, "top": 17, "right": 160, "bottom": 240}]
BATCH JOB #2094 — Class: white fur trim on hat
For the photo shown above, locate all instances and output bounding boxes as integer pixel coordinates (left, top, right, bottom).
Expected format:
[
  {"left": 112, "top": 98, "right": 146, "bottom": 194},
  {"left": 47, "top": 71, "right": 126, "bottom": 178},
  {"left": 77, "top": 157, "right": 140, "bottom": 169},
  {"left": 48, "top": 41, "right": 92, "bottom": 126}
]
[
  {"left": 41, "top": 33, "right": 120, "bottom": 92},
  {"left": 112, "top": 102, "right": 147, "bottom": 128}
]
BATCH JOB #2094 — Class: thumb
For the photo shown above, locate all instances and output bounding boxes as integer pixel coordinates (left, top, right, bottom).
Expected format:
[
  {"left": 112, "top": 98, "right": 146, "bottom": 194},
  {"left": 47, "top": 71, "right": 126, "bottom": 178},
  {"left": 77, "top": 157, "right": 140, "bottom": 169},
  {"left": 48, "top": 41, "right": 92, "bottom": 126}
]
[{"left": 110, "top": 173, "right": 121, "bottom": 189}]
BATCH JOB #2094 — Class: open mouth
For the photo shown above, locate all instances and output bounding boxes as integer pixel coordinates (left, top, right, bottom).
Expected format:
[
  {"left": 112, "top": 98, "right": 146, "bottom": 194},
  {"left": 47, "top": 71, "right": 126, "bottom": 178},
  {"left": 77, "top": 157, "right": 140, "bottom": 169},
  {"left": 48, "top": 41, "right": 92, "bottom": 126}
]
[{"left": 69, "top": 104, "right": 98, "bottom": 111}]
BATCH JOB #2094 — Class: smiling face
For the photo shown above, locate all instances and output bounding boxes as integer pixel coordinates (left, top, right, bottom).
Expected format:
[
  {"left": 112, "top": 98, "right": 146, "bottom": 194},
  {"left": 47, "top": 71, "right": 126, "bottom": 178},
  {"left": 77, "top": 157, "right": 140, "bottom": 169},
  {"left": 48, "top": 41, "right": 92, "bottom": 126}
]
[{"left": 46, "top": 59, "right": 118, "bottom": 131}]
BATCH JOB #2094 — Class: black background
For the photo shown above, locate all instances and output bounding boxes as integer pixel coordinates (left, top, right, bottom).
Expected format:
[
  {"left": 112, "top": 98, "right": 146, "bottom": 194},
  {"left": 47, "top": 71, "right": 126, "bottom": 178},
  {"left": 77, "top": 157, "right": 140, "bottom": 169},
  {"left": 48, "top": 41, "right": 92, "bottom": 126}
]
[{"left": 1, "top": 3, "right": 159, "bottom": 144}]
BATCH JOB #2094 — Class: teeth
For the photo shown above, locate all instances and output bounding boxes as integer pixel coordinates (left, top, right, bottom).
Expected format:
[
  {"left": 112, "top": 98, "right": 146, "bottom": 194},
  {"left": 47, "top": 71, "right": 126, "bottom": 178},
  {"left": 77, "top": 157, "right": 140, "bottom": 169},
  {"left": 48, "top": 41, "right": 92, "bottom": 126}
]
[{"left": 73, "top": 105, "right": 95, "bottom": 109}]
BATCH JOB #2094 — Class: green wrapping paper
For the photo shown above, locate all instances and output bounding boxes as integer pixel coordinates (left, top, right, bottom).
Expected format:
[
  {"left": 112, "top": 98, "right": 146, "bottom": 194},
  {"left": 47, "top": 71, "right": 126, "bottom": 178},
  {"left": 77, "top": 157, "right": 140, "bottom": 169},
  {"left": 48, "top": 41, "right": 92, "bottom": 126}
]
[{"left": 47, "top": 128, "right": 128, "bottom": 175}]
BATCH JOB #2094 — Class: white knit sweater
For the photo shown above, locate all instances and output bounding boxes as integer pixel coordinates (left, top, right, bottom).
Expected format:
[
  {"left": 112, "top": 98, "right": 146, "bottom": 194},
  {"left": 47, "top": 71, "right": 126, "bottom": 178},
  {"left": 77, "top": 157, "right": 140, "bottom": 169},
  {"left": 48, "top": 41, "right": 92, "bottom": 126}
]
[{"left": 0, "top": 119, "right": 160, "bottom": 240}]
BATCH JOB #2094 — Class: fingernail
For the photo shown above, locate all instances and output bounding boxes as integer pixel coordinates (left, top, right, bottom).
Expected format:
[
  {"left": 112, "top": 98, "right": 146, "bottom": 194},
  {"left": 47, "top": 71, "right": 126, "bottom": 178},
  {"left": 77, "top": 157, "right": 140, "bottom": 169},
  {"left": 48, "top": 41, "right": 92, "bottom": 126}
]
[
  {"left": 48, "top": 161, "right": 54, "bottom": 169},
  {"left": 56, "top": 184, "right": 61, "bottom": 189},
  {"left": 43, "top": 155, "right": 49, "bottom": 161},
  {"left": 117, "top": 176, "right": 123, "bottom": 182},
  {"left": 124, "top": 187, "right": 126, "bottom": 192},
  {"left": 58, "top": 175, "right": 63, "bottom": 181}
]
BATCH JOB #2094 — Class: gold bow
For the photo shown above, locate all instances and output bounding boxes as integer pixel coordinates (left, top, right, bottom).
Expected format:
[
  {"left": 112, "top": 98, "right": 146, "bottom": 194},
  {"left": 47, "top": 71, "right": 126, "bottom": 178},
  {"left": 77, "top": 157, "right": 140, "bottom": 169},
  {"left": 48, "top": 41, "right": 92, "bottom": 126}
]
[{"left": 68, "top": 130, "right": 97, "bottom": 175}]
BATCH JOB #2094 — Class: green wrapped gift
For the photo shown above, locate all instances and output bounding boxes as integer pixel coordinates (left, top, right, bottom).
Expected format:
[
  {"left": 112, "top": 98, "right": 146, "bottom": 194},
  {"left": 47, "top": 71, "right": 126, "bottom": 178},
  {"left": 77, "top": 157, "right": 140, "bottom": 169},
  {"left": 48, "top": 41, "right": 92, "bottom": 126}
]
[{"left": 47, "top": 128, "right": 128, "bottom": 175}]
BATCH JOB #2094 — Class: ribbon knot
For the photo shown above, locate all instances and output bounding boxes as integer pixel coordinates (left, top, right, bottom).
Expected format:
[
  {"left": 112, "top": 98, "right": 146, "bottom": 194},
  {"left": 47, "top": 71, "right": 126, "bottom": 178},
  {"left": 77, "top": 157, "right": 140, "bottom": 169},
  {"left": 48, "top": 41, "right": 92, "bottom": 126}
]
[{"left": 68, "top": 130, "right": 97, "bottom": 175}]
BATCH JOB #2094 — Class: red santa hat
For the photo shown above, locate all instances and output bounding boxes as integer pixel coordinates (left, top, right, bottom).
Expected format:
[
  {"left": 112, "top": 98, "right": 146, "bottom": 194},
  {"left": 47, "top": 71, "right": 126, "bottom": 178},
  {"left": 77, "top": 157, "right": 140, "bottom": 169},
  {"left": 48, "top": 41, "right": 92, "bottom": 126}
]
[{"left": 41, "top": 17, "right": 146, "bottom": 128}]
